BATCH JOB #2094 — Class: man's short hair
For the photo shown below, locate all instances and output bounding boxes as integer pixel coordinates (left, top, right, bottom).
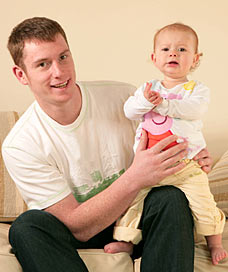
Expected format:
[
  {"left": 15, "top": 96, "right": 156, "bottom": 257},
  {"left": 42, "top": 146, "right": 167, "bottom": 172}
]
[{"left": 8, "top": 17, "right": 68, "bottom": 69}]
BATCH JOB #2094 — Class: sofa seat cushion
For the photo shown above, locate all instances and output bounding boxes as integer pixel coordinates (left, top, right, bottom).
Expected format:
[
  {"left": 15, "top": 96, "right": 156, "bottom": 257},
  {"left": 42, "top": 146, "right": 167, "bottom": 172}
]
[
  {"left": 0, "top": 223, "right": 22, "bottom": 272},
  {"left": 209, "top": 150, "right": 228, "bottom": 216},
  {"left": 0, "top": 223, "right": 134, "bottom": 272},
  {"left": 193, "top": 220, "right": 228, "bottom": 271},
  {"left": 78, "top": 249, "right": 133, "bottom": 272},
  {"left": 1, "top": 222, "right": 228, "bottom": 272}
]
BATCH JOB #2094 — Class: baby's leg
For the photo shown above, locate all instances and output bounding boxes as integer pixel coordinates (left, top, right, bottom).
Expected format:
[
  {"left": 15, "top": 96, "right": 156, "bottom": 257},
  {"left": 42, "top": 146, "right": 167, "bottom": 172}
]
[
  {"left": 206, "top": 234, "right": 228, "bottom": 265},
  {"left": 104, "top": 241, "right": 133, "bottom": 254}
]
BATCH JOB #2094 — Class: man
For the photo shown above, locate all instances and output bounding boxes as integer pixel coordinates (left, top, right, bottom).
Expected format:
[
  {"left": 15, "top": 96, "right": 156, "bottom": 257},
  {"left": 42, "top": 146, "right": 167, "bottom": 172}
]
[{"left": 2, "top": 17, "right": 212, "bottom": 272}]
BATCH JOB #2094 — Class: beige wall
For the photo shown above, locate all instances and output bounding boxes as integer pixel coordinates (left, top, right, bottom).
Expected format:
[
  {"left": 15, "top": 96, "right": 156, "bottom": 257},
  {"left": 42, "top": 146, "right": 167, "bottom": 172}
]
[{"left": 1, "top": 0, "right": 228, "bottom": 159}]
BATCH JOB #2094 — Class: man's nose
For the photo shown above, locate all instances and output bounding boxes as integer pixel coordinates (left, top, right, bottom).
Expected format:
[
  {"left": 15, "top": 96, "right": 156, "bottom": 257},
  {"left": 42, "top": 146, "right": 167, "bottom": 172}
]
[{"left": 52, "top": 61, "right": 63, "bottom": 77}]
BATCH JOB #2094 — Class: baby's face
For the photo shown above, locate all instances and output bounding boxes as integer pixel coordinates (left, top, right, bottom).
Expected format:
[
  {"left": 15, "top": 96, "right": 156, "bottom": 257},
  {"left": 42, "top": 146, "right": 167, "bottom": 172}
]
[{"left": 152, "top": 29, "right": 199, "bottom": 81}]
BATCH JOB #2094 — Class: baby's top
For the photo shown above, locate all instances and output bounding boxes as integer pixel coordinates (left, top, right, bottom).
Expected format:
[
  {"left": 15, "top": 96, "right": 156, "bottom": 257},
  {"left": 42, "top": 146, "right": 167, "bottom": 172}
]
[{"left": 124, "top": 80, "right": 210, "bottom": 159}]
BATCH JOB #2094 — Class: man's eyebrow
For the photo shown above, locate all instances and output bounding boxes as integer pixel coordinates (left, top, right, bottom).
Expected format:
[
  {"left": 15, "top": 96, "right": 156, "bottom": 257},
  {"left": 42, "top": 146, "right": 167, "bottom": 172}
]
[
  {"left": 32, "top": 49, "right": 71, "bottom": 66},
  {"left": 32, "top": 57, "right": 48, "bottom": 66},
  {"left": 60, "top": 49, "right": 71, "bottom": 55}
]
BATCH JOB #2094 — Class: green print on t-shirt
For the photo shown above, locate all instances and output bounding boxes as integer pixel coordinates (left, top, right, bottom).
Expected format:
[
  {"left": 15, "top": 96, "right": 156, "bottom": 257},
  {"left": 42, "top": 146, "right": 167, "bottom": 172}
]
[{"left": 73, "top": 169, "right": 125, "bottom": 203}]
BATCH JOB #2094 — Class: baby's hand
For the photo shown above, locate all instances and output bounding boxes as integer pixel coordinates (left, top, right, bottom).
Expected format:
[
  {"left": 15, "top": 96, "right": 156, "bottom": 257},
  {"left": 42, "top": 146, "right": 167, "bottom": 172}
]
[{"left": 144, "top": 82, "right": 163, "bottom": 106}]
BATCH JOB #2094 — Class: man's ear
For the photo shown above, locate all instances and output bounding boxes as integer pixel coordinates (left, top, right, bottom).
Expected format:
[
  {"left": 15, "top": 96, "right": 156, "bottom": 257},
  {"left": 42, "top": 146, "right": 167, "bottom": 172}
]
[{"left": 13, "top": 65, "right": 28, "bottom": 85}]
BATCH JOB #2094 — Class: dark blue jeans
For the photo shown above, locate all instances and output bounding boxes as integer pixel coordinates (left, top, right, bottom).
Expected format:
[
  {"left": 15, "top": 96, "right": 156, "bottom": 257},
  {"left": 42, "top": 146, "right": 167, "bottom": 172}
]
[{"left": 9, "top": 186, "right": 194, "bottom": 272}]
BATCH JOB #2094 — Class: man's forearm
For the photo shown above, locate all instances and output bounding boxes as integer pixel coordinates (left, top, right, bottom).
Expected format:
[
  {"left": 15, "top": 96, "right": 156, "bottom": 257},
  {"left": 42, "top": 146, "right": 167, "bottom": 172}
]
[{"left": 46, "top": 171, "right": 140, "bottom": 242}]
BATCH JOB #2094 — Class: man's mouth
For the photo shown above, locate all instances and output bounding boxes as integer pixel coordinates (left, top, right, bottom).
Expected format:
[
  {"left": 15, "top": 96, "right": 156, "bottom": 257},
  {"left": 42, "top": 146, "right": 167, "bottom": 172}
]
[{"left": 51, "top": 80, "right": 69, "bottom": 88}]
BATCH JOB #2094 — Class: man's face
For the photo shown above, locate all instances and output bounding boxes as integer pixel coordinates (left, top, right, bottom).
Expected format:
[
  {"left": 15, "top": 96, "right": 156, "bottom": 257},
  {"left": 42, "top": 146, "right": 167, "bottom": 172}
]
[{"left": 15, "top": 34, "right": 77, "bottom": 109}]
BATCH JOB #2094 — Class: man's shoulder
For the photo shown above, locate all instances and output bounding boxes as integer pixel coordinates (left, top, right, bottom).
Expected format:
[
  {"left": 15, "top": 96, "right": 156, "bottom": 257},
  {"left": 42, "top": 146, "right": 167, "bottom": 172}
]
[
  {"left": 78, "top": 80, "right": 136, "bottom": 97},
  {"left": 78, "top": 80, "right": 137, "bottom": 112},
  {"left": 2, "top": 102, "right": 38, "bottom": 149}
]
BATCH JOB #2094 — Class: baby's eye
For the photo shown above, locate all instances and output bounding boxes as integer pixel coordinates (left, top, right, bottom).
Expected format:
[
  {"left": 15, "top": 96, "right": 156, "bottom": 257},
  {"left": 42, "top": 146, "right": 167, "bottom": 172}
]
[
  {"left": 178, "top": 48, "right": 186, "bottom": 52},
  {"left": 162, "top": 48, "right": 169, "bottom": 51}
]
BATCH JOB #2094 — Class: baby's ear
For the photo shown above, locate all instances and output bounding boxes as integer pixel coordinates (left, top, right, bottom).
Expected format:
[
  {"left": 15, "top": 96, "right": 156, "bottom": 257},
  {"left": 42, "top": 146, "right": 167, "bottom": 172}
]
[
  {"left": 193, "top": 52, "right": 203, "bottom": 68},
  {"left": 151, "top": 53, "right": 156, "bottom": 63}
]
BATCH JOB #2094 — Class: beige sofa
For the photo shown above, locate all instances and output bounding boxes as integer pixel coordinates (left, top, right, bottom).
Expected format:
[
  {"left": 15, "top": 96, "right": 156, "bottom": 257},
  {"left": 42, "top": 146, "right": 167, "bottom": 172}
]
[{"left": 1, "top": 81, "right": 228, "bottom": 271}]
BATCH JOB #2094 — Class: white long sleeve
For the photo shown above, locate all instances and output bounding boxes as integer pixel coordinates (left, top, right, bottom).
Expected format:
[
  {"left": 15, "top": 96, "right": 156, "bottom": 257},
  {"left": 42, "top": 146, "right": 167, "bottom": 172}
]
[
  {"left": 155, "top": 82, "right": 210, "bottom": 120},
  {"left": 124, "top": 80, "right": 210, "bottom": 158},
  {"left": 124, "top": 83, "right": 156, "bottom": 120},
  {"left": 124, "top": 80, "right": 210, "bottom": 121}
]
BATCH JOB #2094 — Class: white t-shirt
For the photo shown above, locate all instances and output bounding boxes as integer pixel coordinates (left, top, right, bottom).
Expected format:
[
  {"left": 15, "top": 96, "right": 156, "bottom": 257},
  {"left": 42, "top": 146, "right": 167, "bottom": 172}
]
[
  {"left": 124, "top": 80, "right": 210, "bottom": 158},
  {"left": 2, "top": 81, "right": 137, "bottom": 210}
]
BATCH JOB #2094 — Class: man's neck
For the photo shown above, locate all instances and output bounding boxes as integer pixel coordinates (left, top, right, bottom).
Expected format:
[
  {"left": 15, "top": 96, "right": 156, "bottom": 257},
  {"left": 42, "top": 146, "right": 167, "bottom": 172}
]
[{"left": 37, "top": 84, "right": 82, "bottom": 125}]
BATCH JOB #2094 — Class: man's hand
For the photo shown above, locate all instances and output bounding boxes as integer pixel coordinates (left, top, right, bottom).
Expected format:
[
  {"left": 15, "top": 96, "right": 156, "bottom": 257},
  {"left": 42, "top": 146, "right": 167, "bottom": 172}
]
[
  {"left": 144, "top": 82, "right": 163, "bottom": 105},
  {"left": 128, "top": 130, "right": 188, "bottom": 190},
  {"left": 193, "top": 148, "right": 213, "bottom": 174}
]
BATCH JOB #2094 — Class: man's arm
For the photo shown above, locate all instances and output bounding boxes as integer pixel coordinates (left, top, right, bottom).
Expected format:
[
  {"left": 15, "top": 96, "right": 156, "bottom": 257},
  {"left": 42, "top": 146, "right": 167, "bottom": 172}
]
[{"left": 45, "top": 132, "right": 189, "bottom": 242}]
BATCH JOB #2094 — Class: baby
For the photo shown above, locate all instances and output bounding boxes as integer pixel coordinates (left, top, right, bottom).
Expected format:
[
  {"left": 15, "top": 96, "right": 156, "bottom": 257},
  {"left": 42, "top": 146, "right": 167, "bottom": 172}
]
[{"left": 104, "top": 23, "right": 227, "bottom": 265}]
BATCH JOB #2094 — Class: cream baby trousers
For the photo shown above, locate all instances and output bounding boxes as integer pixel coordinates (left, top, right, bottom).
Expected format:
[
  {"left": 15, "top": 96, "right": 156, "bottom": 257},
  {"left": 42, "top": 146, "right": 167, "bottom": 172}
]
[{"left": 113, "top": 160, "right": 226, "bottom": 244}]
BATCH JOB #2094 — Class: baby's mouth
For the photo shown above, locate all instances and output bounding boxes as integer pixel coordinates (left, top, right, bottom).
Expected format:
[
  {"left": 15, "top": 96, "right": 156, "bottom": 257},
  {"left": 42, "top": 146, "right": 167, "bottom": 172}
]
[{"left": 168, "top": 61, "right": 179, "bottom": 65}]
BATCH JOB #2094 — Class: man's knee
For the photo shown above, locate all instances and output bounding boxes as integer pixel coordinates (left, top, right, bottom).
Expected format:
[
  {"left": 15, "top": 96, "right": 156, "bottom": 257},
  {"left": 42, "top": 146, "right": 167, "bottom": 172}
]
[
  {"left": 9, "top": 210, "right": 60, "bottom": 246},
  {"left": 143, "top": 186, "right": 191, "bottom": 217},
  {"left": 141, "top": 186, "right": 194, "bottom": 240},
  {"left": 9, "top": 210, "right": 45, "bottom": 243},
  {"left": 11, "top": 209, "right": 50, "bottom": 229}
]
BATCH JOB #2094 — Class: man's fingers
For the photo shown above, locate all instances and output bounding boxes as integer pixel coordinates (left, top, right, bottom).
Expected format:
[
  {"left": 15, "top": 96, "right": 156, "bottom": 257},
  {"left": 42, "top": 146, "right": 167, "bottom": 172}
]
[
  {"left": 162, "top": 148, "right": 188, "bottom": 168},
  {"left": 193, "top": 147, "right": 213, "bottom": 173},
  {"left": 160, "top": 140, "right": 188, "bottom": 160},
  {"left": 163, "top": 160, "right": 186, "bottom": 176},
  {"left": 148, "top": 135, "right": 184, "bottom": 154},
  {"left": 200, "top": 165, "right": 211, "bottom": 174},
  {"left": 136, "top": 129, "right": 148, "bottom": 152},
  {"left": 197, "top": 158, "right": 212, "bottom": 173}
]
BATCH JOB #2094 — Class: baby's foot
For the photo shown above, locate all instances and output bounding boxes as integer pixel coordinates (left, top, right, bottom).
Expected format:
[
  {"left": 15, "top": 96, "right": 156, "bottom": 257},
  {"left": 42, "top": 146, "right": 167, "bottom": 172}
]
[
  {"left": 104, "top": 241, "right": 133, "bottom": 255},
  {"left": 210, "top": 246, "right": 228, "bottom": 265}
]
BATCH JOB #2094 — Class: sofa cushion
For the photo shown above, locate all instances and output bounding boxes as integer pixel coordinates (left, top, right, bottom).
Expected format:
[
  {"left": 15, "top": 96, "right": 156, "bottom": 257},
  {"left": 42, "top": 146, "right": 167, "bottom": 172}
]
[
  {"left": 194, "top": 221, "right": 228, "bottom": 271},
  {"left": 78, "top": 249, "right": 133, "bottom": 272},
  {"left": 0, "top": 223, "right": 22, "bottom": 271},
  {"left": 209, "top": 150, "right": 228, "bottom": 217},
  {"left": 0, "top": 112, "right": 27, "bottom": 222}
]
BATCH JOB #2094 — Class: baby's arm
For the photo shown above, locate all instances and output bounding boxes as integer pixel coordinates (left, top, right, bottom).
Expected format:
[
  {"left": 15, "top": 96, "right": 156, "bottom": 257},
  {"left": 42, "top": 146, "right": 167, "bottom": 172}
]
[
  {"left": 154, "top": 82, "right": 210, "bottom": 120},
  {"left": 124, "top": 82, "right": 157, "bottom": 120},
  {"left": 144, "top": 82, "right": 163, "bottom": 106}
]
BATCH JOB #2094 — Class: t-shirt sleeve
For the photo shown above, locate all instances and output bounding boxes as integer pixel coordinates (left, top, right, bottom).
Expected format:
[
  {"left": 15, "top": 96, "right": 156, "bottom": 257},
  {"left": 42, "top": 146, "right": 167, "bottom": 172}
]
[{"left": 2, "top": 146, "right": 72, "bottom": 210}]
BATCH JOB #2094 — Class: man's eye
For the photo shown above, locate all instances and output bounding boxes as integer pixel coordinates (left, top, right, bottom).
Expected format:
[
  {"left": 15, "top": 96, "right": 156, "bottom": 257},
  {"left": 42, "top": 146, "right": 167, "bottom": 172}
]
[
  {"left": 162, "top": 48, "right": 169, "bottom": 51},
  {"left": 178, "top": 48, "right": 186, "bottom": 52},
  {"left": 60, "top": 55, "right": 67, "bottom": 61},
  {"left": 39, "top": 62, "right": 47, "bottom": 68}
]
